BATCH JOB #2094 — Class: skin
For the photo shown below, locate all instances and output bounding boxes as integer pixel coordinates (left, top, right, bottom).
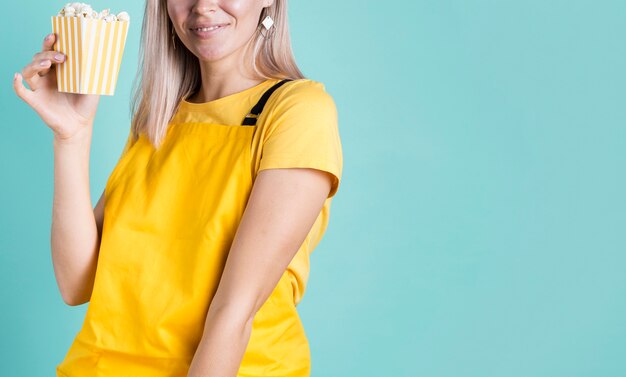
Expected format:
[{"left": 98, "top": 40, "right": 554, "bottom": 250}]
[
  {"left": 168, "top": 0, "right": 271, "bottom": 102},
  {"left": 14, "top": 1, "right": 334, "bottom": 375},
  {"left": 13, "top": 35, "right": 103, "bottom": 308},
  {"left": 13, "top": 34, "right": 99, "bottom": 141}
]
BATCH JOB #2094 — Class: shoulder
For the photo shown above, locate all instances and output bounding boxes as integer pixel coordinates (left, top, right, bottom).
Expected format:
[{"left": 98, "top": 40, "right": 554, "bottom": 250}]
[
  {"left": 258, "top": 79, "right": 340, "bottom": 137},
  {"left": 267, "top": 79, "right": 337, "bottom": 118},
  {"left": 280, "top": 78, "right": 330, "bottom": 96}
]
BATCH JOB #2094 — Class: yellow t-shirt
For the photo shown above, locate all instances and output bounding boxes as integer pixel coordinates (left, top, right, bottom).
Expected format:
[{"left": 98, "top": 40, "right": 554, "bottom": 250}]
[
  {"left": 55, "top": 78, "right": 343, "bottom": 377},
  {"left": 158, "top": 77, "right": 343, "bottom": 305}
]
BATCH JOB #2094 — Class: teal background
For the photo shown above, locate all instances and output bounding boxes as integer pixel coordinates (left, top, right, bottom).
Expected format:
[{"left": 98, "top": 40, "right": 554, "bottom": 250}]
[{"left": 1, "top": 1, "right": 625, "bottom": 376}]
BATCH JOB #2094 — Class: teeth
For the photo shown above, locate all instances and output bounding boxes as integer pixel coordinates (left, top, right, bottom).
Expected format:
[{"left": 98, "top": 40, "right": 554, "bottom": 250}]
[{"left": 195, "top": 26, "right": 221, "bottom": 32}]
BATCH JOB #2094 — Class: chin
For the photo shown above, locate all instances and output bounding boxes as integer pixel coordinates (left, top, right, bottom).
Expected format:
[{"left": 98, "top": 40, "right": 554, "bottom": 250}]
[{"left": 193, "top": 46, "right": 232, "bottom": 62}]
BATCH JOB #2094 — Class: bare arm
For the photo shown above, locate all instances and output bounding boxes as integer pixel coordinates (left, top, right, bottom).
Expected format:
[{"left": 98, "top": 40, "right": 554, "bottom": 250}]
[
  {"left": 50, "top": 130, "right": 102, "bottom": 306},
  {"left": 187, "top": 167, "right": 333, "bottom": 376},
  {"left": 12, "top": 33, "right": 102, "bottom": 307}
]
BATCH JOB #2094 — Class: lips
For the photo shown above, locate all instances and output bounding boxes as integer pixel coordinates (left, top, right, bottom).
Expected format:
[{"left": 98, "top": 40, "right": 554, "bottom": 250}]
[{"left": 189, "top": 23, "right": 229, "bottom": 31}]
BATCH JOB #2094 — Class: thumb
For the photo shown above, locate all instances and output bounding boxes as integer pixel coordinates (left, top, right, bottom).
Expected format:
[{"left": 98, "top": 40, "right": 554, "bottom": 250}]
[{"left": 13, "top": 72, "right": 36, "bottom": 107}]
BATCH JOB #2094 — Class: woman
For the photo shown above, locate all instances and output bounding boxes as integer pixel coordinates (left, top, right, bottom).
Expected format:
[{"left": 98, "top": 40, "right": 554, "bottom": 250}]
[{"left": 13, "top": 0, "right": 343, "bottom": 376}]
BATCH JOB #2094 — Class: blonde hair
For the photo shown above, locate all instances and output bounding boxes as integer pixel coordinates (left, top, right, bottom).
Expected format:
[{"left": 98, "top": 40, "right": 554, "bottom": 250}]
[{"left": 129, "top": 0, "right": 305, "bottom": 149}]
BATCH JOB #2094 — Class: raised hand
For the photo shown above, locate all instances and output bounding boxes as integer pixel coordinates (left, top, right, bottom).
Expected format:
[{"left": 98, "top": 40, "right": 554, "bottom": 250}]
[{"left": 13, "top": 33, "right": 101, "bottom": 141}]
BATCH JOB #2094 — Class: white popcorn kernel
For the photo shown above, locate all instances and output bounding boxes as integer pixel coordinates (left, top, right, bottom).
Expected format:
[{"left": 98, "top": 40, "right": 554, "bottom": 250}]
[
  {"left": 63, "top": 5, "right": 75, "bottom": 15},
  {"left": 80, "top": 6, "right": 93, "bottom": 18},
  {"left": 103, "top": 14, "right": 117, "bottom": 22},
  {"left": 98, "top": 9, "right": 110, "bottom": 19},
  {"left": 117, "top": 11, "right": 130, "bottom": 22}
]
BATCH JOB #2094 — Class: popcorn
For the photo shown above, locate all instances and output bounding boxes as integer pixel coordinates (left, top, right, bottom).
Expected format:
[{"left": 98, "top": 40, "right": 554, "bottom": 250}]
[
  {"left": 98, "top": 9, "right": 109, "bottom": 19},
  {"left": 57, "top": 3, "right": 129, "bottom": 22},
  {"left": 52, "top": 3, "right": 130, "bottom": 95},
  {"left": 117, "top": 12, "right": 129, "bottom": 22},
  {"left": 79, "top": 6, "right": 93, "bottom": 18},
  {"left": 62, "top": 6, "right": 76, "bottom": 17}
]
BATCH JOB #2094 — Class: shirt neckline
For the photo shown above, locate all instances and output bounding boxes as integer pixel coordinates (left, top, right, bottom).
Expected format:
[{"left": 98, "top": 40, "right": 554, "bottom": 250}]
[{"left": 179, "top": 78, "right": 281, "bottom": 111}]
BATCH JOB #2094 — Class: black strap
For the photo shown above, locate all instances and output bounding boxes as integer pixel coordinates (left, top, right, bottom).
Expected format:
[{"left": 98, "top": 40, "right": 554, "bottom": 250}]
[{"left": 241, "top": 79, "right": 293, "bottom": 126}]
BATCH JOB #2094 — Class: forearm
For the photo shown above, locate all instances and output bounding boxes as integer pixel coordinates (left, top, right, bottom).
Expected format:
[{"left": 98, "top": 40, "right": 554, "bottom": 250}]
[
  {"left": 50, "top": 127, "right": 100, "bottom": 305},
  {"left": 187, "top": 305, "right": 254, "bottom": 377}
]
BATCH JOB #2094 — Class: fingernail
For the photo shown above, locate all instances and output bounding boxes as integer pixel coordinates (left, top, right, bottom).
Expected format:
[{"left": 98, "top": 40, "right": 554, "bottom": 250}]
[
  {"left": 13, "top": 72, "right": 18, "bottom": 80},
  {"left": 45, "top": 34, "right": 52, "bottom": 41},
  {"left": 54, "top": 54, "right": 64, "bottom": 61}
]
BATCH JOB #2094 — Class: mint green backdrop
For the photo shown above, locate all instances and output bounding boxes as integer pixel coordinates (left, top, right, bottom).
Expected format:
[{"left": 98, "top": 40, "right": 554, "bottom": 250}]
[{"left": 1, "top": 1, "right": 625, "bottom": 376}]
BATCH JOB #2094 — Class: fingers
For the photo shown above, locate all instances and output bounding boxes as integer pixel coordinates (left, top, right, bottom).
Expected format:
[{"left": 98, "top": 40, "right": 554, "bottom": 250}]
[
  {"left": 14, "top": 34, "right": 62, "bottom": 109},
  {"left": 21, "top": 34, "right": 64, "bottom": 90},
  {"left": 13, "top": 72, "right": 36, "bottom": 107},
  {"left": 42, "top": 33, "right": 56, "bottom": 52},
  {"left": 37, "top": 51, "right": 66, "bottom": 77},
  {"left": 37, "top": 59, "right": 52, "bottom": 78},
  {"left": 22, "top": 50, "right": 65, "bottom": 90}
]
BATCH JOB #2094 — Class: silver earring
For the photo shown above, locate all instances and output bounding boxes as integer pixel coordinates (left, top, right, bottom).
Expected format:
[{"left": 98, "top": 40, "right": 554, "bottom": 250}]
[{"left": 260, "top": 15, "right": 275, "bottom": 40}]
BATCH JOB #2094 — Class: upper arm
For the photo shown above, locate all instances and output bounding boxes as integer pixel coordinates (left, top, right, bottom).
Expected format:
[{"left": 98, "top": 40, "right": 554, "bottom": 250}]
[
  {"left": 209, "top": 167, "right": 333, "bottom": 321},
  {"left": 257, "top": 81, "right": 343, "bottom": 198},
  {"left": 208, "top": 81, "right": 342, "bottom": 320}
]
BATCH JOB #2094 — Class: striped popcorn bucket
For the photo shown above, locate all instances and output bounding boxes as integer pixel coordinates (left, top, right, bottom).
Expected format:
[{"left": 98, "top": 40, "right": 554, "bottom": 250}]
[{"left": 51, "top": 16, "right": 129, "bottom": 96}]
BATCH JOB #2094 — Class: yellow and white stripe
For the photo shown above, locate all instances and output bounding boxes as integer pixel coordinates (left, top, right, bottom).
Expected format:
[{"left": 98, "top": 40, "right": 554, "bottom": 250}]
[{"left": 51, "top": 16, "right": 129, "bottom": 96}]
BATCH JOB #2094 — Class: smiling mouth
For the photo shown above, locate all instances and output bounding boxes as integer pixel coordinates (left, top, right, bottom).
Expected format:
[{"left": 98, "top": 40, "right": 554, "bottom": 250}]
[{"left": 190, "top": 25, "right": 228, "bottom": 32}]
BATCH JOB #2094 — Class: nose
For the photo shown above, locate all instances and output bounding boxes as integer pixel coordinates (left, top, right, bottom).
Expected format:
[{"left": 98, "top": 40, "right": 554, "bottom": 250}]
[{"left": 192, "top": 0, "right": 218, "bottom": 15}]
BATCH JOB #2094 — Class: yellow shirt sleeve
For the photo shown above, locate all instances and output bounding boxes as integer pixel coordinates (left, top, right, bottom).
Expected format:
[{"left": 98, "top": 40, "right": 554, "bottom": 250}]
[{"left": 258, "top": 80, "right": 343, "bottom": 198}]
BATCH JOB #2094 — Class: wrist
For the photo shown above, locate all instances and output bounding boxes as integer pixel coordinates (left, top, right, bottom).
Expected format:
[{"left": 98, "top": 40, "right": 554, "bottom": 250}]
[{"left": 53, "top": 126, "right": 93, "bottom": 148}]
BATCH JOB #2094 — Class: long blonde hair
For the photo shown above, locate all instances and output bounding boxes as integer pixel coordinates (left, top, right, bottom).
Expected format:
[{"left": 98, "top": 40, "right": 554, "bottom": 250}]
[{"left": 129, "top": 0, "right": 305, "bottom": 149}]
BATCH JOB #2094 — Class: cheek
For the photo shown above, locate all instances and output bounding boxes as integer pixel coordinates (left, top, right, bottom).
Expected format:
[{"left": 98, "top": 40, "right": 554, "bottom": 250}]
[
  {"left": 167, "top": 2, "right": 189, "bottom": 26},
  {"left": 224, "top": 0, "right": 246, "bottom": 14},
  {"left": 223, "top": 0, "right": 260, "bottom": 24}
]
